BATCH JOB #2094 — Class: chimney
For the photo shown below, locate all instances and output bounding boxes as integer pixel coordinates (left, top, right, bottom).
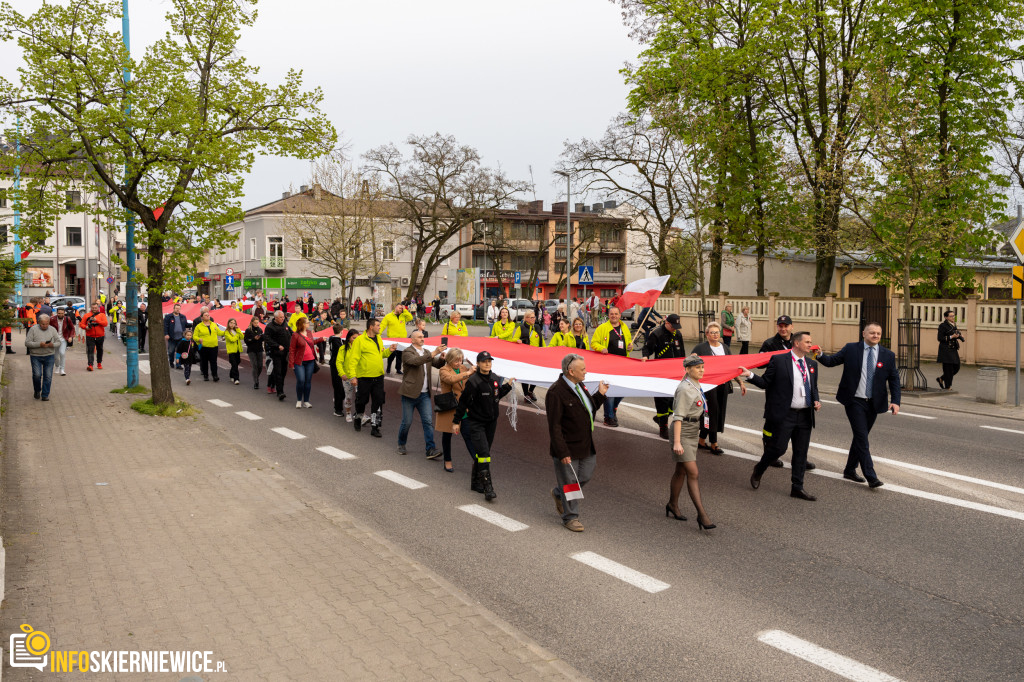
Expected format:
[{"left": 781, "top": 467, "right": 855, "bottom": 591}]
[
  {"left": 313, "top": 183, "right": 322, "bottom": 201},
  {"left": 282, "top": 191, "right": 291, "bottom": 199},
  {"left": 551, "top": 202, "right": 567, "bottom": 215},
  {"left": 591, "top": 204, "right": 603, "bottom": 212},
  {"left": 527, "top": 199, "right": 543, "bottom": 213},
  {"left": 604, "top": 200, "right": 617, "bottom": 209},
  {"left": 299, "top": 184, "right": 309, "bottom": 193},
  {"left": 575, "top": 203, "right": 586, "bottom": 213}
]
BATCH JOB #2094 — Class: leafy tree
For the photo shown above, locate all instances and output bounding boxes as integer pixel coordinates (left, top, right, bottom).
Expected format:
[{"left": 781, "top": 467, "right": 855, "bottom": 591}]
[{"left": 0, "top": 0, "right": 335, "bottom": 404}]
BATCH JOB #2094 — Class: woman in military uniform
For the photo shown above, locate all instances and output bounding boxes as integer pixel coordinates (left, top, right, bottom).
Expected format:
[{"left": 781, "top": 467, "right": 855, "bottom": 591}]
[{"left": 666, "top": 354, "right": 716, "bottom": 530}]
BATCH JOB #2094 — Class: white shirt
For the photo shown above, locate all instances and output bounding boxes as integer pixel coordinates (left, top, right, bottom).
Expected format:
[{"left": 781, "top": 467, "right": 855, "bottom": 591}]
[
  {"left": 790, "top": 351, "right": 811, "bottom": 409},
  {"left": 856, "top": 342, "right": 878, "bottom": 399},
  {"left": 709, "top": 344, "right": 725, "bottom": 356},
  {"left": 412, "top": 345, "right": 430, "bottom": 393},
  {"left": 562, "top": 375, "right": 592, "bottom": 414},
  {"left": 486, "top": 305, "right": 498, "bottom": 323}
]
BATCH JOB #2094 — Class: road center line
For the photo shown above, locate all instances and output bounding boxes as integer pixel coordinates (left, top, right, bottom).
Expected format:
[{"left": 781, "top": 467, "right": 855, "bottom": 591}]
[
  {"left": 207, "top": 398, "right": 232, "bottom": 407},
  {"left": 235, "top": 411, "right": 262, "bottom": 421},
  {"left": 374, "top": 470, "right": 427, "bottom": 489},
  {"left": 270, "top": 427, "right": 306, "bottom": 440},
  {"left": 571, "top": 551, "right": 670, "bottom": 593},
  {"left": 458, "top": 504, "right": 529, "bottom": 531},
  {"left": 317, "top": 446, "right": 357, "bottom": 460},
  {"left": 757, "top": 630, "right": 902, "bottom": 682},
  {"left": 980, "top": 425, "right": 1024, "bottom": 436}
]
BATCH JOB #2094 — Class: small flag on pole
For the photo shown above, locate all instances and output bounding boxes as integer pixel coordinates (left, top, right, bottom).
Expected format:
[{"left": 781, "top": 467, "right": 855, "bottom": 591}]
[{"left": 562, "top": 462, "right": 584, "bottom": 500}]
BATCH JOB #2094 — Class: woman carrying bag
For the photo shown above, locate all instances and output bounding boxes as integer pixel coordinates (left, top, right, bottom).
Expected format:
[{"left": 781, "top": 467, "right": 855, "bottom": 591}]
[
  {"left": 435, "top": 349, "right": 476, "bottom": 473},
  {"left": 244, "top": 317, "right": 265, "bottom": 389},
  {"left": 288, "top": 316, "right": 318, "bottom": 409}
]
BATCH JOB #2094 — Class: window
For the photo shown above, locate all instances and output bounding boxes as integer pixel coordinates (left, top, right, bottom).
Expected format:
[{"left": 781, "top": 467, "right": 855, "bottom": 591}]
[
  {"left": 0, "top": 189, "right": 6, "bottom": 208},
  {"left": 250, "top": 238, "right": 257, "bottom": 259},
  {"left": 472, "top": 253, "right": 488, "bottom": 270},
  {"left": 555, "top": 248, "right": 567, "bottom": 260},
  {"left": 267, "top": 236, "right": 283, "bottom": 259},
  {"left": 66, "top": 226, "right": 82, "bottom": 246},
  {"left": 511, "top": 255, "right": 532, "bottom": 270},
  {"left": 601, "top": 289, "right": 617, "bottom": 298},
  {"left": 554, "top": 234, "right": 567, "bottom": 245},
  {"left": 602, "top": 228, "right": 622, "bottom": 243},
  {"left": 65, "top": 191, "right": 81, "bottom": 209},
  {"left": 300, "top": 239, "right": 314, "bottom": 259},
  {"left": 0, "top": 223, "right": 7, "bottom": 243},
  {"left": 600, "top": 256, "right": 621, "bottom": 272},
  {"left": 509, "top": 223, "right": 540, "bottom": 240},
  {"left": 348, "top": 243, "right": 360, "bottom": 259},
  {"left": 382, "top": 240, "right": 395, "bottom": 261}
]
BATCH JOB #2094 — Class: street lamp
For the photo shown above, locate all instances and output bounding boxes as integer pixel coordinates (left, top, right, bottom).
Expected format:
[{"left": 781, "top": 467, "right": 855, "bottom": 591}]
[
  {"left": 554, "top": 171, "right": 572, "bottom": 300},
  {"left": 121, "top": 0, "right": 140, "bottom": 387}
]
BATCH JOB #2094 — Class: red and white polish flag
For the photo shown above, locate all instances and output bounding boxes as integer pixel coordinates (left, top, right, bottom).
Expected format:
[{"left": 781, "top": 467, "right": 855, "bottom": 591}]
[
  {"left": 562, "top": 482, "right": 584, "bottom": 501},
  {"left": 614, "top": 274, "right": 671, "bottom": 310}
]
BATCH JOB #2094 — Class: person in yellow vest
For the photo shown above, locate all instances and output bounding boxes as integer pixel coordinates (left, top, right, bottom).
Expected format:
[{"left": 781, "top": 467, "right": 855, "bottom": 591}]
[
  {"left": 193, "top": 310, "right": 224, "bottom": 382},
  {"left": 441, "top": 310, "right": 468, "bottom": 337},
  {"left": 490, "top": 307, "right": 515, "bottom": 341},
  {"left": 569, "top": 317, "right": 591, "bottom": 350},
  {"left": 591, "top": 306, "right": 632, "bottom": 426},
  {"left": 381, "top": 303, "right": 413, "bottom": 375},
  {"left": 287, "top": 304, "right": 308, "bottom": 332},
  {"left": 344, "top": 318, "right": 398, "bottom": 437},
  {"left": 549, "top": 317, "right": 575, "bottom": 347},
  {"left": 223, "top": 317, "right": 244, "bottom": 385},
  {"left": 512, "top": 309, "right": 544, "bottom": 403}
]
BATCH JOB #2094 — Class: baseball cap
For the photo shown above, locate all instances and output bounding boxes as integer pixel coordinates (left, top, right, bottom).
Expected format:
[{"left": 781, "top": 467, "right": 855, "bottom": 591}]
[
  {"left": 776, "top": 315, "right": 793, "bottom": 325},
  {"left": 666, "top": 314, "right": 681, "bottom": 325},
  {"left": 476, "top": 351, "right": 494, "bottom": 362}
]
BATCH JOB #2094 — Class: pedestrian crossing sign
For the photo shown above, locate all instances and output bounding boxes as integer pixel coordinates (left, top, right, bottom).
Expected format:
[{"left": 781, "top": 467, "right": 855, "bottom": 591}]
[
  {"left": 578, "top": 266, "right": 594, "bottom": 285},
  {"left": 1013, "top": 265, "right": 1024, "bottom": 300}
]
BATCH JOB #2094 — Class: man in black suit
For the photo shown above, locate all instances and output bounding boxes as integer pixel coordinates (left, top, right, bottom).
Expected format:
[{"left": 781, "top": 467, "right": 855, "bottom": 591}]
[
  {"left": 740, "top": 331, "right": 821, "bottom": 501},
  {"left": 759, "top": 314, "right": 816, "bottom": 471},
  {"left": 816, "top": 323, "right": 900, "bottom": 488},
  {"left": 546, "top": 353, "right": 609, "bottom": 532}
]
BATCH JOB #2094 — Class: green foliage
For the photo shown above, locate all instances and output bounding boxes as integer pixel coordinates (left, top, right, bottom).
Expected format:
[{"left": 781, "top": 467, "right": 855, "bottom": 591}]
[
  {"left": 0, "top": 256, "right": 18, "bottom": 327},
  {"left": 130, "top": 397, "right": 197, "bottom": 417},
  {"left": 111, "top": 385, "right": 150, "bottom": 394}
]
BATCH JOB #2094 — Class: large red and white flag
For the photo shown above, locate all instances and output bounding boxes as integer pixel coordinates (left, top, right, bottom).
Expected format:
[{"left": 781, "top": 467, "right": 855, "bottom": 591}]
[{"left": 615, "top": 275, "right": 670, "bottom": 310}]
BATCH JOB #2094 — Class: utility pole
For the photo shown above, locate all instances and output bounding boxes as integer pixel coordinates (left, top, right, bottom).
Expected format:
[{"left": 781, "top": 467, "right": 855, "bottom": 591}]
[
  {"left": 122, "top": 0, "right": 140, "bottom": 386},
  {"left": 555, "top": 171, "right": 572, "bottom": 300},
  {"left": 12, "top": 117, "right": 22, "bottom": 306}
]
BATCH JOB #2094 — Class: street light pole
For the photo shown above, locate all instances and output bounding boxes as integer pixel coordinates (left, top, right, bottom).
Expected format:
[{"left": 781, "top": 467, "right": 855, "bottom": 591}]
[
  {"left": 12, "top": 116, "right": 22, "bottom": 306},
  {"left": 122, "top": 0, "right": 139, "bottom": 387},
  {"left": 555, "top": 171, "right": 572, "bottom": 300}
]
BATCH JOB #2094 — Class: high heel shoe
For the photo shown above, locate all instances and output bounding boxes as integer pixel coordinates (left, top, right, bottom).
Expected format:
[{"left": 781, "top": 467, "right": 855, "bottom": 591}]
[
  {"left": 665, "top": 503, "right": 687, "bottom": 521},
  {"left": 696, "top": 516, "right": 716, "bottom": 530}
]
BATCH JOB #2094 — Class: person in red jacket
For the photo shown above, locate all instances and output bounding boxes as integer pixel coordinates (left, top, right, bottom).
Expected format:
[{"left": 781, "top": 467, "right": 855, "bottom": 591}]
[
  {"left": 79, "top": 303, "right": 108, "bottom": 370},
  {"left": 288, "top": 316, "right": 318, "bottom": 409}
]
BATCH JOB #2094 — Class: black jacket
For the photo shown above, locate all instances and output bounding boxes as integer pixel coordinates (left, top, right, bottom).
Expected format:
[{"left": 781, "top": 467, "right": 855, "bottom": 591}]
[
  {"left": 263, "top": 319, "right": 292, "bottom": 355},
  {"left": 817, "top": 342, "right": 900, "bottom": 413},
  {"left": 163, "top": 312, "right": 188, "bottom": 339},
  {"left": 545, "top": 377, "right": 606, "bottom": 460},
  {"left": 643, "top": 324, "right": 685, "bottom": 359},
  {"left": 243, "top": 326, "right": 264, "bottom": 353},
  {"left": 692, "top": 341, "right": 734, "bottom": 394},
  {"left": 175, "top": 338, "right": 200, "bottom": 364},
  {"left": 937, "top": 321, "right": 963, "bottom": 364},
  {"left": 454, "top": 371, "right": 513, "bottom": 426},
  {"left": 759, "top": 333, "right": 793, "bottom": 353},
  {"left": 746, "top": 352, "right": 819, "bottom": 428}
]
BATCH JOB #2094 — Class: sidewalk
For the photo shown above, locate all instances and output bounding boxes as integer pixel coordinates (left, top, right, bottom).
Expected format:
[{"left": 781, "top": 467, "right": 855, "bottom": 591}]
[{"left": 0, "top": 353, "right": 582, "bottom": 680}]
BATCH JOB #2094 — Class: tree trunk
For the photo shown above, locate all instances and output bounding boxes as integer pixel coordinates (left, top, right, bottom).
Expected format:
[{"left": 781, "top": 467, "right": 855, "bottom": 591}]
[
  {"left": 147, "top": 243, "right": 174, "bottom": 406},
  {"left": 709, "top": 228, "right": 723, "bottom": 295},
  {"left": 756, "top": 241, "right": 766, "bottom": 297}
]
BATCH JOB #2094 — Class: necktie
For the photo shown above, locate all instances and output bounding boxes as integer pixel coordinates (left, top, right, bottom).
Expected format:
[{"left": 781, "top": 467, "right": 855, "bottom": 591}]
[
  {"left": 798, "top": 358, "right": 812, "bottom": 407},
  {"left": 576, "top": 383, "right": 594, "bottom": 431},
  {"left": 865, "top": 346, "right": 875, "bottom": 393}
]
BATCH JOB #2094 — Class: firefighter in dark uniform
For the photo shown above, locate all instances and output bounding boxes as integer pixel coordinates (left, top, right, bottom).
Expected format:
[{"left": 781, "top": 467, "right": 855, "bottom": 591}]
[
  {"left": 642, "top": 313, "right": 686, "bottom": 439},
  {"left": 758, "top": 315, "right": 815, "bottom": 470},
  {"left": 452, "top": 351, "right": 515, "bottom": 501}
]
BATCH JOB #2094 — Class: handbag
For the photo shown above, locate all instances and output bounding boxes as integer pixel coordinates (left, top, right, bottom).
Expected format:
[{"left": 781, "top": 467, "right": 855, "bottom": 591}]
[
  {"left": 433, "top": 369, "right": 459, "bottom": 412},
  {"left": 302, "top": 335, "right": 321, "bottom": 373}
]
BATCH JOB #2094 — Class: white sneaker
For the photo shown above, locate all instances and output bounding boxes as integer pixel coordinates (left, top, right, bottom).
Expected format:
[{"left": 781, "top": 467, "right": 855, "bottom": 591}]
[
  {"left": 361, "top": 415, "right": 371, "bottom": 425},
  {"left": 233, "top": 379, "right": 239, "bottom": 385},
  {"left": 186, "top": 378, "right": 191, "bottom": 385},
  {"left": 296, "top": 401, "right": 302, "bottom": 409},
  {"left": 334, "top": 412, "right": 344, "bottom": 417},
  {"left": 60, "top": 371, "right": 66, "bottom": 376},
  {"left": 345, "top": 414, "right": 353, "bottom": 423},
  {"left": 303, "top": 402, "right": 312, "bottom": 408}
]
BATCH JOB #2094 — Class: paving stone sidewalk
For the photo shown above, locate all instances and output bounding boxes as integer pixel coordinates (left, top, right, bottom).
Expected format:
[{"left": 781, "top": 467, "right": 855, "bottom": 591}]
[{"left": 0, "top": 353, "right": 582, "bottom": 681}]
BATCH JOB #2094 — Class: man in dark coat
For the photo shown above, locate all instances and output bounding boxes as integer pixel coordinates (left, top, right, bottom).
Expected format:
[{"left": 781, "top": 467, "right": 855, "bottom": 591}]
[
  {"left": 263, "top": 310, "right": 292, "bottom": 401},
  {"left": 545, "top": 352, "right": 609, "bottom": 531}
]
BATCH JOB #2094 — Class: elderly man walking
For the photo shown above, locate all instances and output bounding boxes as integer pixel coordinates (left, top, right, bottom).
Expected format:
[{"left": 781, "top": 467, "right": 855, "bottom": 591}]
[
  {"left": 545, "top": 353, "right": 609, "bottom": 532},
  {"left": 397, "top": 330, "right": 447, "bottom": 458},
  {"left": 26, "top": 313, "right": 63, "bottom": 401}
]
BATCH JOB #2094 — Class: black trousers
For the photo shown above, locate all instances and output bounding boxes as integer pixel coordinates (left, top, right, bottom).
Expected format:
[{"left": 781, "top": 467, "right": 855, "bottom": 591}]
[
  {"left": 331, "top": 371, "right": 346, "bottom": 414},
  {"left": 460, "top": 420, "right": 497, "bottom": 464},
  {"left": 755, "top": 407, "right": 813, "bottom": 489},
  {"left": 139, "top": 326, "right": 147, "bottom": 351},
  {"left": 86, "top": 336, "right": 104, "bottom": 365},
  {"left": 387, "top": 352, "right": 402, "bottom": 373},
  {"left": 199, "top": 346, "right": 219, "bottom": 379},
  {"left": 844, "top": 399, "right": 878, "bottom": 480},
  {"left": 941, "top": 362, "right": 960, "bottom": 388},
  {"left": 228, "top": 352, "right": 240, "bottom": 381},
  {"left": 269, "top": 351, "right": 288, "bottom": 394},
  {"left": 653, "top": 396, "right": 673, "bottom": 426},
  {"left": 355, "top": 375, "right": 385, "bottom": 421}
]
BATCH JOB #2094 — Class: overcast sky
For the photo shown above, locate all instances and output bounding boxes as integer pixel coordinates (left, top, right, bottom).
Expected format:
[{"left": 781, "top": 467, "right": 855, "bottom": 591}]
[{"left": 2, "top": 0, "right": 641, "bottom": 211}]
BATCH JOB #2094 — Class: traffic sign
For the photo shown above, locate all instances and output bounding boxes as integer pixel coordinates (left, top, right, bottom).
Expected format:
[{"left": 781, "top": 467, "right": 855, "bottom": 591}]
[
  {"left": 185, "top": 274, "right": 195, "bottom": 284},
  {"left": 514, "top": 271, "right": 521, "bottom": 285},
  {"left": 225, "top": 274, "right": 234, "bottom": 287},
  {"left": 1013, "top": 266, "right": 1023, "bottom": 300},
  {"left": 1011, "top": 219, "right": 1024, "bottom": 263},
  {"left": 578, "top": 266, "right": 594, "bottom": 285},
  {"left": 106, "top": 276, "right": 114, "bottom": 284},
  {"left": 225, "top": 267, "right": 234, "bottom": 276},
  {"left": 225, "top": 284, "right": 235, "bottom": 292}
]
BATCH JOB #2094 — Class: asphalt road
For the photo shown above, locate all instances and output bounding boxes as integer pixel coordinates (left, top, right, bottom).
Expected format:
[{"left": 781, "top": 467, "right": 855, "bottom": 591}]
[{"left": 130, "top": 331, "right": 1024, "bottom": 681}]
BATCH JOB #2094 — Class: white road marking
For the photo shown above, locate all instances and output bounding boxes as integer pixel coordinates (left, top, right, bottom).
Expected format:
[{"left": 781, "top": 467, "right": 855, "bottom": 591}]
[
  {"left": 757, "top": 630, "right": 902, "bottom": 682},
  {"left": 317, "top": 445, "right": 357, "bottom": 460},
  {"left": 882, "top": 484, "right": 1024, "bottom": 521},
  {"left": 619, "top": 401, "right": 655, "bottom": 412},
  {"left": 980, "top": 425, "right": 1024, "bottom": 436},
  {"left": 374, "top": 470, "right": 427, "bottom": 489},
  {"left": 207, "top": 399, "right": 232, "bottom": 407},
  {"left": 458, "top": 504, "right": 529, "bottom": 531},
  {"left": 139, "top": 360, "right": 150, "bottom": 375},
  {"left": 270, "top": 427, "right": 306, "bottom": 440},
  {"left": 235, "top": 411, "right": 262, "bottom": 421},
  {"left": 896, "top": 411, "right": 936, "bottom": 420},
  {"left": 571, "top": 551, "right": 670, "bottom": 594}
]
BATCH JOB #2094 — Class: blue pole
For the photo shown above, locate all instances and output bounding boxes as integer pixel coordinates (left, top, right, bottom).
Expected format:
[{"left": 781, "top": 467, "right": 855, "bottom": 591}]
[
  {"left": 122, "top": 0, "right": 139, "bottom": 387},
  {"left": 12, "top": 117, "right": 22, "bottom": 307}
]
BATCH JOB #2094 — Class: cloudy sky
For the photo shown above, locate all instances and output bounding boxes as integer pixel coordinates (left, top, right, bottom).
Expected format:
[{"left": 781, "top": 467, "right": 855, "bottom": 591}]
[{"left": 2, "top": 0, "right": 641, "bottom": 211}]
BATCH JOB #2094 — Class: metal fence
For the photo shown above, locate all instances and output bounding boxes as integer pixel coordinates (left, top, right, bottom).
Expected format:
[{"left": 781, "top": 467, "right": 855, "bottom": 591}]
[{"left": 897, "top": 318, "right": 927, "bottom": 390}]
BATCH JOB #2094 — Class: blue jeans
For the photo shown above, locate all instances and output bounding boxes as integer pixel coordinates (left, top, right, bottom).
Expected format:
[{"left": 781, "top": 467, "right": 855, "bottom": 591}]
[
  {"left": 293, "top": 360, "right": 315, "bottom": 402},
  {"left": 603, "top": 395, "right": 622, "bottom": 420},
  {"left": 398, "top": 391, "right": 436, "bottom": 451},
  {"left": 31, "top": 354, "right": 55, "bottom": 398}
]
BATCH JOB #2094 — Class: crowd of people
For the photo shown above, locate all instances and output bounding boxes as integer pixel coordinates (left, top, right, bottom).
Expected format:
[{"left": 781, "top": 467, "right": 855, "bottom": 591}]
[{"left": 11, "top": 289, "right": 947, "bottom": 533}]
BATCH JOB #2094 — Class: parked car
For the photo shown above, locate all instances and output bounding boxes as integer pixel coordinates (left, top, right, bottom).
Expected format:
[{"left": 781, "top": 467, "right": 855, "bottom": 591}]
[
  {"left": 543, "top": 299, "right": 560, "bottom": 315},
  {"left": 505, "top": 298, "right": 538, "bottom": 321},
  {"left": 437, "top": 299, "right": 477, "bottom": 321},
  {"left": 48, "top": 296, "right": 87, "bottom": 311}
]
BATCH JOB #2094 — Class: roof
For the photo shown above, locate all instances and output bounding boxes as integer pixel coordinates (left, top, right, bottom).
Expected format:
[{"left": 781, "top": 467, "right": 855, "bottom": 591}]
[{"left": 244, "top": 187, "right": 404, "bottom": 219}]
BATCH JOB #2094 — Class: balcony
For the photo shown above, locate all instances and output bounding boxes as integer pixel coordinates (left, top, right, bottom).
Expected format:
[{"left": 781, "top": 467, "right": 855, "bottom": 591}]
[
  {"left": 261, "top": 256, "right": 285, "bottom": 271},
  {"left": 595, "top": 271, "right": 624, "bottom": 283}
]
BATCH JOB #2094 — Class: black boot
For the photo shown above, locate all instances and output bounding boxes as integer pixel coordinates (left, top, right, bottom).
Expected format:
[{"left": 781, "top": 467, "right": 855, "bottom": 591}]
[
  {"left": 480, "top": 466, "right": 496, "bottom": 501},
  {"left": 470, "top": 463, "right": 485, "bottom": 494},
  {"left": 370, "top": 407, "right": 382, "bottom": 438}
]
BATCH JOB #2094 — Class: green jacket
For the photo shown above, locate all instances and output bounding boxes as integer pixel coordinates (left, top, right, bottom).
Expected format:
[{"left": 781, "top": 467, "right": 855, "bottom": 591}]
[{"left": 343, "top": 332, "right": 392, "bottom": 378}]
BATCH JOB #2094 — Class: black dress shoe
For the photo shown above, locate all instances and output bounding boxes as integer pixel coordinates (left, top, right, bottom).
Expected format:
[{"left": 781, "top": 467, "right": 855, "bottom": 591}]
[
  {"left": 868, "top": 478, "right": 884, "bottom": 488},
  {"left": 370, "top": 427, "right": 382, "bottom": 438},
  {"left": 790, "top": 488, "right": 817, "bottom": 501},
  {"left": 278, "top": 393, "right": 287, "bottom": 401},
  {"left": 805, "top": 461, "right": 817, "bottom": 471},
  {"left": 750, "top": 469, "right": 761, "bottom": 490},
  {"left": 770, "top": 459, "right": 784, "bottom": 468},
  {"left": 843, "top": 471, "right": 866, "bottom": 483}
]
